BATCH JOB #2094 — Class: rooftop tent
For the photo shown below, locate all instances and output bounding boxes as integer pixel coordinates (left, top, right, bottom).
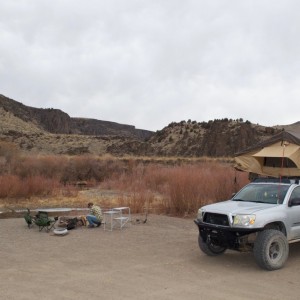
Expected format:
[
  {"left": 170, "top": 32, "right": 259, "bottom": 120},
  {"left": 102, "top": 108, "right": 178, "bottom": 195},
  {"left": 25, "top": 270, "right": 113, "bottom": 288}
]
[{"left": 234, "top": 130, "right": 300, "bottom": 178}]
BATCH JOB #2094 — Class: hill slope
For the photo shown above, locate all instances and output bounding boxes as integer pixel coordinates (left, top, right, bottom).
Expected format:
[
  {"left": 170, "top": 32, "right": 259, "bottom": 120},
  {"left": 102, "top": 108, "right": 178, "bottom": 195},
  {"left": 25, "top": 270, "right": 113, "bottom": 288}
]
[
  {"left": 109, "top": 119, "right": 280, "bottom": 157},
  {"left": 0, "top": 94, "right": 152, "bottom": 139},
  {"left": 1, "top": 94, "right": 299, "bottom": 157}
]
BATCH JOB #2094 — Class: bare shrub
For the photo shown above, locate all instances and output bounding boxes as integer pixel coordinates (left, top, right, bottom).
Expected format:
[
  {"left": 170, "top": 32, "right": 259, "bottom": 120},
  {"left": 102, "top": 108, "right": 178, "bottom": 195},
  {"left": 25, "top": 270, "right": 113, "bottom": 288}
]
[
  {"left": 61, "top": 184, "right": 79, "bottom": 197},
  {"left": 0, "top": 175, "right": 60, "bottom": 198},
  {"left": 12, "top": 155, "right": 67, "bottom": 179},
  {"left": 166, "top": 166, "right": 203, "bottom": 215},
  {"left": 0, "top": 152, "right": 249, "bottom": 215},
  {"left": 0, "top": 175, "right": 17, "bottom": 198},
  {"left": 163, "top": 163, "right": 249, "bottom": 215},
  {"left": 60, "top": 155, "right": 125, "bottom": 184},
  {"left": 128, "top": 191, "right": 154, "bottom": 214},
  {"left": 101, "top": 161, "right": 249, "bottom": 216}
]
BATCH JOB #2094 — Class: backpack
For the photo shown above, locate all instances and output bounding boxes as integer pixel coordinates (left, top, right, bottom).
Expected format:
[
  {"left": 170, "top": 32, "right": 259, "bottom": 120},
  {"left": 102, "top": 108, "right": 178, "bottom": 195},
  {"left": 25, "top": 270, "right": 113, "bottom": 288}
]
[{"left": 66, "top": 218, "right": 78, "bottom": 230}]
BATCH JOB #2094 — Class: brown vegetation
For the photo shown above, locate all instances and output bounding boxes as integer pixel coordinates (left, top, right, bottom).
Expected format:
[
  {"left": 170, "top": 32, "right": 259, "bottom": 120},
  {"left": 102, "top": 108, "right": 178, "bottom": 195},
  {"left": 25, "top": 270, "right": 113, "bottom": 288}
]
[{"left": 0, "top": 141, "right": 249, "bottom": 216}]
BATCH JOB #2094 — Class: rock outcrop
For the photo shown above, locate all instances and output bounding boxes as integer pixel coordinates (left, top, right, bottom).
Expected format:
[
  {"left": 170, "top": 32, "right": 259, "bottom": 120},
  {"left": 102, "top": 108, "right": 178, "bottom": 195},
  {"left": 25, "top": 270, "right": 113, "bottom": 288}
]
[
  {"left": 1, "top": 94, "right": 298, "bottom": 157},
  {"left": 0, "top": 94, "right": 152, "bottom": 140}
]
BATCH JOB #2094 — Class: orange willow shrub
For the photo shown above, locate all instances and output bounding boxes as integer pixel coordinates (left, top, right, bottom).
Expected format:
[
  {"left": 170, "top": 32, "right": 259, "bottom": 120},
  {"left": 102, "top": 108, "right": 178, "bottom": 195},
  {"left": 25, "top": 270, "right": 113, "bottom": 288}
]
[
  {"left": 0, "top": 175, "right": 61, "bottom": 198},
  {"left": 115, "top": 191, "right": 155, "bottom": 214},
  {"left": 0, "top": 152, "right": 249, "bottom": 214},
  {"left": 101, "top": 162, "right": 249, "bottom": 215},
  {"left": 100, "top": 163, "right": 153, "bottom": 212},
  {"left": 162, "top": 163, "right": 248, "bottom": 215},
  {"left": 139, "top": 162, "right": 247, "bottom": 215}
]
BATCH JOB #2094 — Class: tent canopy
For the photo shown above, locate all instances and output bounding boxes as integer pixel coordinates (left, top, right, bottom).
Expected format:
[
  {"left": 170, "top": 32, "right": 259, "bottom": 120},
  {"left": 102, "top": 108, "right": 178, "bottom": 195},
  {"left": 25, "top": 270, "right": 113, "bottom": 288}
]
[{"left": 234, "top": 130, "right": 300, "bottom": 178}]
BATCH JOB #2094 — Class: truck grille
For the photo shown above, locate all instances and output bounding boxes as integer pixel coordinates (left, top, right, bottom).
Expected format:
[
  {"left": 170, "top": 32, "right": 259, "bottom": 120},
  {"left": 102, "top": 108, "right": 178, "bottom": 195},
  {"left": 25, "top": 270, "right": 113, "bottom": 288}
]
[{"left": 203, "top": 213, "right": 229, "bottom": 226}]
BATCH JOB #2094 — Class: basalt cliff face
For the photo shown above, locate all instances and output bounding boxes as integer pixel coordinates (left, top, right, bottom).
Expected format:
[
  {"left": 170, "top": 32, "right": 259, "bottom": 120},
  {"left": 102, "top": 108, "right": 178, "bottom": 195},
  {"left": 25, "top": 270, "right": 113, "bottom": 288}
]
[
  {"left": 1, "top": 94, "right": 298, "bottom": 157},
  {"left": 110, "top": 119, "right": 280, "bottom": 157},
  {"left": 0, "top": 95, "right": 152, "bottom": 139}
]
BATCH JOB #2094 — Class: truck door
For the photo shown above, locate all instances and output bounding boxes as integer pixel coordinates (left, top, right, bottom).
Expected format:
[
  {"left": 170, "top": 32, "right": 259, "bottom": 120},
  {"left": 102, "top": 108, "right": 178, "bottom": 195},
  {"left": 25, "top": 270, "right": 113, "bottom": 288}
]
[{"left": 287, "top": 186, "right": 300, "bottom": 239}]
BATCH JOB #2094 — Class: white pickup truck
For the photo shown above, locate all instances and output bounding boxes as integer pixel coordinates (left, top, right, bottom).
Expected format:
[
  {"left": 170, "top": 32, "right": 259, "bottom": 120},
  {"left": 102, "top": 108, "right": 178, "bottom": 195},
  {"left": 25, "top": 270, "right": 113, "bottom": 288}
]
[{"left": 194, "top": 178, "right": 300, "bottom": 270}]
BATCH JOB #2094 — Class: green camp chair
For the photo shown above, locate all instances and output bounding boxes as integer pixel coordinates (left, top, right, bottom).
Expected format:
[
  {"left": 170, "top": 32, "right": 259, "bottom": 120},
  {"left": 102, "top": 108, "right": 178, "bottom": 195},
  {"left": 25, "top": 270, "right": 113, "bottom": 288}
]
[
  {"left": 24, "top": 209, "right": 56, "bottom": 232},
  {"left": 24, "top": 208, "right": 34, "bottom": 228},
  {"left": 34, "top": 211, "right": 56, "bottom": 232}
]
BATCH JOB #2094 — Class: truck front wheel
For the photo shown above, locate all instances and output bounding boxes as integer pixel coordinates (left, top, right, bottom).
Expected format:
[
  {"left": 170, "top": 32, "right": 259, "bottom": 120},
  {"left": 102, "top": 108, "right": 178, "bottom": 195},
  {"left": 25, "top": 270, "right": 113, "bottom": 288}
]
[
  {"left": 253, "top": 229, "right": 289, "bottom": 271},
  {"left": 198, "top": 235, "right": 226, "bottom": 256}
]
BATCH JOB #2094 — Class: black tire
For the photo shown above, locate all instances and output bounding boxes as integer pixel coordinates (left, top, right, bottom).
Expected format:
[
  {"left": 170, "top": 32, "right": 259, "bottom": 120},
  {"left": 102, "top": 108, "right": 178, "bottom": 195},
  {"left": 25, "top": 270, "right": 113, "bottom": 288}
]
[
  {"left": 253, "top": 229, "right": 289, "bottom": 271},
  {"left": 198, "top": 235, "right": 227, "bottom": 256}
]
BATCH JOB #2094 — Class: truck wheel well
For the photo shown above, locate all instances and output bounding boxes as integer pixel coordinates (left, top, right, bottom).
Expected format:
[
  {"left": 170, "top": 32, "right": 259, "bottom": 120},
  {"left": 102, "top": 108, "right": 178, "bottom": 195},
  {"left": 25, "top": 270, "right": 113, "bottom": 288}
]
[{"left": 263, "top": 222, "right": 287, "bottom": 236}]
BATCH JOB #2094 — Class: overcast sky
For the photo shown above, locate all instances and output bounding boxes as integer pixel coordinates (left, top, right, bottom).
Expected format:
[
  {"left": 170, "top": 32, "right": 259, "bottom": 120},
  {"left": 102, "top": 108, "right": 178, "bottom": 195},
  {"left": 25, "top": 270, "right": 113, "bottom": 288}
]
[{"left": 1, "top": 1, "right": 300, "bottom": 131}]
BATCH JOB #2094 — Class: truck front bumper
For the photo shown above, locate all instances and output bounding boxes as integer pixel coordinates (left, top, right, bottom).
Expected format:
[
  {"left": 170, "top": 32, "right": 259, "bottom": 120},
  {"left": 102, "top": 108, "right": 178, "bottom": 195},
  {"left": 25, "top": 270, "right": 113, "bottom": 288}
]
[{"left": 194, "top": 219, "right": 263, "bottom": 250}]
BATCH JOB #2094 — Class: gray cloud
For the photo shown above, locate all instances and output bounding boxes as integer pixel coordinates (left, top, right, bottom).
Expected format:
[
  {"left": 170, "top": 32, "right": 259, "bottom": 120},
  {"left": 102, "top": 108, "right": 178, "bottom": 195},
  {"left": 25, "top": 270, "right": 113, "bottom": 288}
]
[{"left": 1, "top": 0, "right": 300, "bottom": 131}]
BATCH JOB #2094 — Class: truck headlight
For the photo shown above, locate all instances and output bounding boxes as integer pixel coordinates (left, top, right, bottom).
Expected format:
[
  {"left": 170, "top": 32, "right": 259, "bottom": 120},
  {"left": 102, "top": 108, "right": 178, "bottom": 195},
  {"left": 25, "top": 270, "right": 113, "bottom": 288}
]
[
  {"left": 197, "top": 208, "right": 204, "bottom": 221},
  {"left": 233, "top": 214, "right": 256, "bottom": 226}
]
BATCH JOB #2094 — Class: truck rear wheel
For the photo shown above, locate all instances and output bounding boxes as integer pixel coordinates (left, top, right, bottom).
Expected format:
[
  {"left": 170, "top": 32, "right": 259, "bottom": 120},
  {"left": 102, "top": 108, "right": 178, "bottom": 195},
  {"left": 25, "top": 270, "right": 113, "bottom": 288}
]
[
  {"left": 198, "top": 235, "right": 226, "bottom": 256},
  {"left": 253, "top": 229, "right": 289, "bottom": 271}
]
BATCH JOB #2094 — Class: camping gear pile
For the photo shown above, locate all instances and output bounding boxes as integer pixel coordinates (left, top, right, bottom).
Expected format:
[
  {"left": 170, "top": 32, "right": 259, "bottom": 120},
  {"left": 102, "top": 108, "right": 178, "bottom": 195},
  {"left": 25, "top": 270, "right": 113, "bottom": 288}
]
[
  {"left": 24, "top": 209, "right": 89, "bottom": 233},
  {"left": 56, "top": 216, "right": 87, "bottom": 229}
]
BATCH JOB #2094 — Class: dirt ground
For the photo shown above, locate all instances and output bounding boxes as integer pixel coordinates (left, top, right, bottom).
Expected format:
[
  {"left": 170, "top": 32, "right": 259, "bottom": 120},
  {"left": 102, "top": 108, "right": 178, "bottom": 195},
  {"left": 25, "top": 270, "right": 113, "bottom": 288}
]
[{"left": 1, "top": 215, "right": 300, "bottom": 300}]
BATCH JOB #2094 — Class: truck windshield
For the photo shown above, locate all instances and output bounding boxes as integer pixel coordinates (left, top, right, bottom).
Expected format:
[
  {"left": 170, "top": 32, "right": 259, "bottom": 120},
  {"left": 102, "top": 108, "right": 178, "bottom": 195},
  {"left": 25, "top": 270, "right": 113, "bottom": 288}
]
[{"left": 232, "top": 183, "right": 290, "bottom": 204}]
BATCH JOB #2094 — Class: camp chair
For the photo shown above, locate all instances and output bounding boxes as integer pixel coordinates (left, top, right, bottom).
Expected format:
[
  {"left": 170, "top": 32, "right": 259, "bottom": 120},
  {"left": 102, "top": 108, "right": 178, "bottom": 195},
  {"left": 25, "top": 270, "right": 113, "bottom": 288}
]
[
  {"left": 34, "top": 211, "right": 56, "bottom": 232},
  {"left": 24, "top": 208, "right": 34, "bottom": 228},
  {"left": 24, "top": 209, "right": 56, "bottom": 232}
]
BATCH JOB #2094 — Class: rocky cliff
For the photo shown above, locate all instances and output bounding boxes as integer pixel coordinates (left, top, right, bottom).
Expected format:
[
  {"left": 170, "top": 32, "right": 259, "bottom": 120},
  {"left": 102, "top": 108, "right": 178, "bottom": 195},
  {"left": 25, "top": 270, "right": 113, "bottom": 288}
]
[
  {"left": 0, "top": 94, "right": 152, "bottom": 139},
  {"left": 146, "top": 119, "right": 279, "bottom": 157},
  {"left": 0, "top": 94, "right": 297, "bottom": 157}
]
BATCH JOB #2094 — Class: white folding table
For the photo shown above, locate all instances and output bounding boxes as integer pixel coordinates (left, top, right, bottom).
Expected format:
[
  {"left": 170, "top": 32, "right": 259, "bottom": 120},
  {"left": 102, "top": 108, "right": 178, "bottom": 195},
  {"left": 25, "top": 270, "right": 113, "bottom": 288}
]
[
  {"left": 112, "top": 207, "right": 131, "bottom": 230},
  {"left": 103, "top": 210, "right": 120, "bottom": 231}
]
